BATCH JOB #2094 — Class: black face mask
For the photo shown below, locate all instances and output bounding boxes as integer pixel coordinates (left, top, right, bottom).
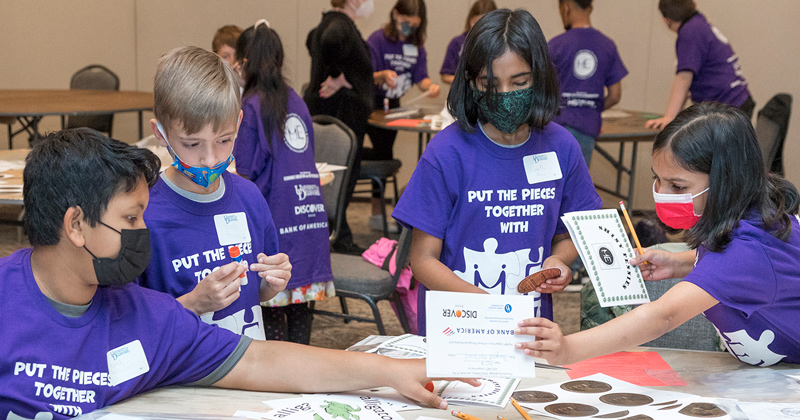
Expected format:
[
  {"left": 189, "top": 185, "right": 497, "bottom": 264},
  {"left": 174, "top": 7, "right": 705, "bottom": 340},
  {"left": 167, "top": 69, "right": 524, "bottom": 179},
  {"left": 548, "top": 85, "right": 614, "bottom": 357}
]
[{"left": 84, "top": 221, "right": 151, "bottom": 286}]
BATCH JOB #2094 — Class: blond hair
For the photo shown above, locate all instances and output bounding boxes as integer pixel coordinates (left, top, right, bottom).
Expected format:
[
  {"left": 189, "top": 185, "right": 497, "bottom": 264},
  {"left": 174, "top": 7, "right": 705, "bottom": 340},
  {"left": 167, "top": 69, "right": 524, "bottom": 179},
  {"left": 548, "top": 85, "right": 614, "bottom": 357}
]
[{"left": 153, "top": 46, "right": 241, "bottom": 135}]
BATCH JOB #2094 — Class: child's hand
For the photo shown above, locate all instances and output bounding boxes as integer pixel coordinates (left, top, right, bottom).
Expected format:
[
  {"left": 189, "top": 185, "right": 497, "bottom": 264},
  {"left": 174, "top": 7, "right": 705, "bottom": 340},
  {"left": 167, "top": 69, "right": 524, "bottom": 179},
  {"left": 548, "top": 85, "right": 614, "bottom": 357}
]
[
  {"left": 251, "top": 252, "right": 292, "bottom": 292},
  {"left": 515, "top": 317, "right": 572, "bottom": 366},
  {"left": 645, "top": 116, "right": 671, "bottom": 130},
  {"left": 387, "top": 359, "right": 481, "bottom": 409},
  {"left": 535, "top": 256, "right": 571, "bottom": 293},
  {"left": 426, "top": 83, "right": 441, "bottom": 98},
  {"left": 179, "top": 262, "right": 243, "bottom": 315},
  {"left": 378, "top": 70, "right": 399, "bottom": 88},
  {"left": 630, "top": 249, "right": 682, "bottom": 281}
]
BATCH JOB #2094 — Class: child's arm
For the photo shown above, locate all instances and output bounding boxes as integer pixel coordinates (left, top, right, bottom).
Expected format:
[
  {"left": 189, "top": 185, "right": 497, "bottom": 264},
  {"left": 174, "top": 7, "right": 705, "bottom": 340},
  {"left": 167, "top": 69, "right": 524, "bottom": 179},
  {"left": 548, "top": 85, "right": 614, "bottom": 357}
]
[
  {"left": 251, "top": 252, "right": 292, "bottom": 302},
  {"left": 417, "top": 78, "right": 440, "bottom": 98},
  {"left": 177, "top": 262, "right": 244, "bottom": 316},
  {"left": 534, "top": 233, "right": 577, "bottom": 293},
  {"left": 441, "top": 74, "right": 455, "bottom": 85},
  {"left": 214, "top": 341, "right": 480, "bottom": 408},
  {"left": 410, "top": 228, "right": 487, "bottom": 294},
  {"left": 646, "top": 71, "right": 693, "bottom": 129},
  {"left": 604, "top": 82, "right": 622, "bottom": 109},
  {"left": 516, "top": 281, "right": 718, "bottom": 365}
]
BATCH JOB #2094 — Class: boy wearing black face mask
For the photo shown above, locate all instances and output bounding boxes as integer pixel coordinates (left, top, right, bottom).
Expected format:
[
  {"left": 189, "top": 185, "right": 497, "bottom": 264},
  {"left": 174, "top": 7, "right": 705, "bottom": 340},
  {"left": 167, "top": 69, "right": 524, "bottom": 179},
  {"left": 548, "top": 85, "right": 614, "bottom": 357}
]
[
  {"left": 548, "top": 0, "right": 628, "bottom": 168},
  {"left": 363, "top": 0, "right": 440, "bottom": 232},
  {"left": 0, "top": 127, "right": 472, "bottom": 418}
]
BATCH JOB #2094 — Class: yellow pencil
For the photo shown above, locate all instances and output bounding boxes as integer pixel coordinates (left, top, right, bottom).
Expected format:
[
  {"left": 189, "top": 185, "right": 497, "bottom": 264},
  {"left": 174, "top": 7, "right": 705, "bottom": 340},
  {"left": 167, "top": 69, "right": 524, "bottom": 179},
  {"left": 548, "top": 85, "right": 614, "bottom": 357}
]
[
  {"left": 452, "top": 411, "right": 483, "bottom": 420},
  {"left": 619, "top": 201, "right": 645, "bottom": 259},
  {"left": 509, "top": 398, "right": 533, "bottom": 420},
  {"left": 497, "top": 416, "right": 509, "bottom": 420}
]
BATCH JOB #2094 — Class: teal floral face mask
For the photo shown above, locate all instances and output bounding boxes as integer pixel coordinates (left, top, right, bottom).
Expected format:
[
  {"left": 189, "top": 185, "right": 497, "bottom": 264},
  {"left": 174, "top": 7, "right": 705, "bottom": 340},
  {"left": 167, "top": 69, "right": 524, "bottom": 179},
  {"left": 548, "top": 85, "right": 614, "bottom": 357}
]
[{"left": 472, "top": 86, "right": 533, "bottom": 134}]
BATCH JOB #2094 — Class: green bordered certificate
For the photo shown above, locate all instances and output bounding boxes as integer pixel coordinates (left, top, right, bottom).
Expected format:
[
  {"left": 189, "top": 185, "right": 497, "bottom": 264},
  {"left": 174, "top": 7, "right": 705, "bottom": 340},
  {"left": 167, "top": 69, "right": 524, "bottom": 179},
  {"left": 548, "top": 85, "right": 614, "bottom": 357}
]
[{"left": 562, "top": 209, "right": 650, "bottom": 307}]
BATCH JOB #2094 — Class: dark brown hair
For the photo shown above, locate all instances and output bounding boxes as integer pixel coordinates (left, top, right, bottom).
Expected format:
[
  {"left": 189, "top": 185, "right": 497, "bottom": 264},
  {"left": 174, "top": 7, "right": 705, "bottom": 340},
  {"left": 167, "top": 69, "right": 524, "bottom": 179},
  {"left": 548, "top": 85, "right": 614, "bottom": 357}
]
[
  {"left": 658, "top": 0, "right": 697, "bottom": 23},
  {"left": 383, "top": 0, "right": 427, "bottom": 47},
  {"left": 464, "top": 0, "right": 497, "bottom": 32}
]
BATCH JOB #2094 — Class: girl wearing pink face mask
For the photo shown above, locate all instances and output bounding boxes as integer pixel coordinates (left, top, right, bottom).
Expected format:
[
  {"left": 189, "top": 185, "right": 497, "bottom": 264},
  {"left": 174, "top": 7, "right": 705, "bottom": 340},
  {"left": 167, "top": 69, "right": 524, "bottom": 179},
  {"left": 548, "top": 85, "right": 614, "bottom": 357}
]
[{"left": 516, "top": 102, "right": 800, "bottom": 367}]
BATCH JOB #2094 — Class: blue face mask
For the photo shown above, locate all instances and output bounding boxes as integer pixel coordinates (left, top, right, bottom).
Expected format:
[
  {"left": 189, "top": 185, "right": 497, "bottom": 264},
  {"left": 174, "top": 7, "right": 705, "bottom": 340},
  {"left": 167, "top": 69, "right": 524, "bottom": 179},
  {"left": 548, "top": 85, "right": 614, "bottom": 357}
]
[
  {"left": 155, "top": 122, "right": 235, "bottom": 189},
  {"left": 400, "top": 21, "right": 417, "bottom": 37}
]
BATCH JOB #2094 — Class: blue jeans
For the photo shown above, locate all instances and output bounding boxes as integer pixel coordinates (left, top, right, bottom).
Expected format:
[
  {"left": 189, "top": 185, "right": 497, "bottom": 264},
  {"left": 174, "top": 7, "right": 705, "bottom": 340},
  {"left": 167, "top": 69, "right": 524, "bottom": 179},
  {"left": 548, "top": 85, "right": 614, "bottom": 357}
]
[{"left": 565, "top": 126, "right": 595, "bottom": 168}]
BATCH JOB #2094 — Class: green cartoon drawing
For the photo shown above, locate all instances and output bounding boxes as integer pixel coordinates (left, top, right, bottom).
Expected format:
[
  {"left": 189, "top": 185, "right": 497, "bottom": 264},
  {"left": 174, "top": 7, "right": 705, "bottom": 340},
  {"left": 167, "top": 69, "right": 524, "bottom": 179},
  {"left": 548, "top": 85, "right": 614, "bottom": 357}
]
[{"left": 320, "top": 400, "right": 361, "bottom": 420}]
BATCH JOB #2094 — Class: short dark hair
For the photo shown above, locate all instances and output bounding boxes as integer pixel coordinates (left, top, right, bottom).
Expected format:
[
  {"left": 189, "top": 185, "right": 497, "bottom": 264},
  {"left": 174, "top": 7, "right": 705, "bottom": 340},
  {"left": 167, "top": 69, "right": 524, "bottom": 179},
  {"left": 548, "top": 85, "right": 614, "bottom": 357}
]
[
  {"left": 559, "top": 0, "right": 593, "bottom": 10},
  {"left": 24, "top": 128, "right": 161, "bottom": 246},
  {"left": 464, "top": 0, "right": 497, "bottom": 32},
  {"left": 653, "top": 102, "right": 799, "bottom": 252},
  {"left": 236, "top": 23, "right": 288, "bottom": 151},
  {"left": 658, "top": 0, "right": 696, "bottom": 23},
  {"left": 383, "top": 0, "right": 427, "bottom": 47},
  {"left": 447, "top": 8, "right": 559, "bottom": 132}
]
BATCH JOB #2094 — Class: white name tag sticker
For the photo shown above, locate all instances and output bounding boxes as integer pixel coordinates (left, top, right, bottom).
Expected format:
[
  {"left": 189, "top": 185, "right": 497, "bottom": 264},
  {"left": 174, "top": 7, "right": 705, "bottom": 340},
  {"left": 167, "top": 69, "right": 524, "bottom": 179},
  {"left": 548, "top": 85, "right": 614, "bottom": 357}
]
[
  {"left": 523, "top": 152, "right": 562, "bottom": 184},
  {"left": 107, "top": 340, "right": 150, "bottom": 386},
  {"left": 214, "top": 212, "right": 252, "bottom": 246},
  {"left": 403, "top": 44, "right": 419, "bottom": 57}
]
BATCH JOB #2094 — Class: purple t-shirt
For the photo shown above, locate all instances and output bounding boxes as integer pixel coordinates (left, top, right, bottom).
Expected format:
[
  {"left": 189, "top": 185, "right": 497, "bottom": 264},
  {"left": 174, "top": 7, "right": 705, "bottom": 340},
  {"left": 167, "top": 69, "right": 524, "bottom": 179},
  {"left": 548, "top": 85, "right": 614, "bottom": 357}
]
[
  {"left": 440, "top": 32, "right": 466, "bottom": 76},
  {"left": 0, "top": 248, "right": 242, "bottom": 419},
  {"left": 139, "top": 171, "right": 280, "bottom": 340},
  {"left": 235, "top": 87, "right": 333, "bottom": 289},
  {"left": 684, "top": 213, "right": 800, "bottom": 366},
  {"left": 548, "top": 27, "right": 628, "bottom": 138},
  {"left": 676, "top": 13, "right": 750, "bottom": 107},
  {"left": 367, "top": 29, "right": 429, "bottom": 107},
  {"left": 393, "top": 122, "right": 602, "bottom": 335}
]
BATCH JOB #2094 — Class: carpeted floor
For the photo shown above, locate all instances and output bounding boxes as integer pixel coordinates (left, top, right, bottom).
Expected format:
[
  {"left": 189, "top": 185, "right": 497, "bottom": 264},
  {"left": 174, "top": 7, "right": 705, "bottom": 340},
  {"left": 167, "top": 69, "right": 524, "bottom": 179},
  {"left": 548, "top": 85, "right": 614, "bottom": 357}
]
[{"left": 0, "top": 201, "right": 581, "bottom": 350}]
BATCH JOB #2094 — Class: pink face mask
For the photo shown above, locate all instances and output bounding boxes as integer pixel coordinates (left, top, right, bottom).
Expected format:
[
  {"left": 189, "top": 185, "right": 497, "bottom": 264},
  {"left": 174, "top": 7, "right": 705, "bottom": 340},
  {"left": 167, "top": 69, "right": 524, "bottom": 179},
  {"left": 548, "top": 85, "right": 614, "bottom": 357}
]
[{"left": 652, "top": 180, "right": 709, "bottom": 230}]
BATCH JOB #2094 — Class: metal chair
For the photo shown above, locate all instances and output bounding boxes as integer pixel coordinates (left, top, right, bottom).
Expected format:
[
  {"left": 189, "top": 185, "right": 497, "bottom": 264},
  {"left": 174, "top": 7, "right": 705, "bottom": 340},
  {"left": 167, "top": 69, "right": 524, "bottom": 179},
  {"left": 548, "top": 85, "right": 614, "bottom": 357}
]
[
  {"left": 357, "top": 159, "right": 402, "bottom": 237},
  {"left": 62, "top": 65, "right": 120, "bottom": 136},
  {"left": 312, "top": 115, "right": 357, "bottom": 244},
  {"left": 314, "top": 227, "right": 413, "bottom": 335},
  {"left": 755, "top": 93, "right": 792, "bottom": 177}
]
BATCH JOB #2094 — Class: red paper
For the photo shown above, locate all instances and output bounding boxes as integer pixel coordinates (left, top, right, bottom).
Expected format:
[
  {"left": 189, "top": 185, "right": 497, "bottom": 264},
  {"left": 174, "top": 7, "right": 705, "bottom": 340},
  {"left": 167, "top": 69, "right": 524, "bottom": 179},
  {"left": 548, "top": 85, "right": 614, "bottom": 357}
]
[
  {"left": 563, "top": 351, "right": 686, "bottom": 387},
  {"left": 386, "top": 119, "right": 425, "bottom": 127}
]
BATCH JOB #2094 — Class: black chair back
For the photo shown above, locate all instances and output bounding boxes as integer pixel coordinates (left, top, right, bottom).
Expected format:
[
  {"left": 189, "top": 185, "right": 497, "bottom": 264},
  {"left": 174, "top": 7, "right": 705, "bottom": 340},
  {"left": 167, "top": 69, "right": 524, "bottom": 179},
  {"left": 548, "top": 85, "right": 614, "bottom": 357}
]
[
  {"left": 312, "top": 115, "right": 357, "bottom": 244},
  {"left": 66, "top": 65, "right": 120, "bottom": 135},
  {"left": 755, "top": 93, "right": 792, "bottom": 176}
]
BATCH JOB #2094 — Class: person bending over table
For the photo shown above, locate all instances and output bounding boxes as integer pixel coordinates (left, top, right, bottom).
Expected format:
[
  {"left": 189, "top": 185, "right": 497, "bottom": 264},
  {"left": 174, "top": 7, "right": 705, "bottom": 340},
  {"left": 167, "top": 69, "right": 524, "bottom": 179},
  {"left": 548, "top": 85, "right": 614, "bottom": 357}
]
[
  {"left": 518, "top": 103, "right": 800, "bottom": 367},
  {"left": 0, "top": 128, "right": 475, "bottom": 419}
]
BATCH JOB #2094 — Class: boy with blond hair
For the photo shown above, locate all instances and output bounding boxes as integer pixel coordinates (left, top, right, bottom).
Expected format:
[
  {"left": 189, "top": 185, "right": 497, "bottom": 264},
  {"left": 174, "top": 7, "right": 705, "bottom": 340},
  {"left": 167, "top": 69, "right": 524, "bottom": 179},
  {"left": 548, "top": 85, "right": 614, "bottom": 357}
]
[{"left": 138, "top": 46, "right": 291, "bottom": 340}]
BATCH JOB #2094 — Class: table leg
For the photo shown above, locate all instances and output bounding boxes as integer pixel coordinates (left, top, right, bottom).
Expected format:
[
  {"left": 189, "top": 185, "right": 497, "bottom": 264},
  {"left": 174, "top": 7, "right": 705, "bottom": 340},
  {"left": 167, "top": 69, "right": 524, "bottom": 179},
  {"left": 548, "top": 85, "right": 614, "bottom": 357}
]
[
  {"left": 628, "top": 140, "right": 639, "bottom": 208},
  {"left": 417, "top": 132, "right": 424, "bottom": 161},
  {"left": 138, "top": 111, "right": 144, "bottom": 140}
]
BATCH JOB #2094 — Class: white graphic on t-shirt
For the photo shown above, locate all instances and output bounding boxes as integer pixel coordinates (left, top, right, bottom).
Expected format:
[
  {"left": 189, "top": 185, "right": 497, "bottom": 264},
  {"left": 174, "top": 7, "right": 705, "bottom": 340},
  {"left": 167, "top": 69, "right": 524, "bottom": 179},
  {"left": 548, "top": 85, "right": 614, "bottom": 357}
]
[
  {"left": 573, "top": 49, "right": 597, "bottom": 80},
  {"left": 7, "top": 411, "right": 54, "bottom": 420},
  {"left": 711, "top": 25, "right": 729, "bottom": 44},
  {"left": 383, "top": 73, "right": 412, "bottom": 99},
  {"left": 719, "top": 328, "right": 786, "bottom": 366},
  {"left": 284, "top": 113, "right": 309, "bottom": 153},
  {"left": 453, "top": 238, "right": 544, "bottom": 315},
  {"left": 201, "top": 304, "right": 266, "bottom": 340}
]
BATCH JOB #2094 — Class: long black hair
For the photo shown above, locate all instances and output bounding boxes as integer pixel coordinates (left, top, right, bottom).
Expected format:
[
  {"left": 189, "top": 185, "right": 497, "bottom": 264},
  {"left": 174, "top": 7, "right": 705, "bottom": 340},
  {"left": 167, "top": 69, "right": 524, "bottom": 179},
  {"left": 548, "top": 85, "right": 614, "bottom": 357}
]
[
  {"left": 236, "top": 22, "right": 288, "bottom": 150},
  {"left": 653, "top": 102, "right": 799, "bottom": 252},
  {"left": 447, "top": 8, "right": 559, "bottom": 133}
]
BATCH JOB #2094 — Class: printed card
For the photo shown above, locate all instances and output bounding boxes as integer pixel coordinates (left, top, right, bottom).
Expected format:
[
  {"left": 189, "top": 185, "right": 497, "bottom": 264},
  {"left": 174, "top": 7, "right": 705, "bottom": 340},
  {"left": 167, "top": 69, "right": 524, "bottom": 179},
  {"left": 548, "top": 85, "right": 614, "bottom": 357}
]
[{"left": 561, "top": 209, "right": 650, "bottom": 307}]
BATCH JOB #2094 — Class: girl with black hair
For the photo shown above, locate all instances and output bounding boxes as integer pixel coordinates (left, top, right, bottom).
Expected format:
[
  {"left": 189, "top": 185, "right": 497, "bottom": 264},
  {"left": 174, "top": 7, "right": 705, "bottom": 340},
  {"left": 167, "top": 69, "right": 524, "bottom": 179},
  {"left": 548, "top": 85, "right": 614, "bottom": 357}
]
[
  {"left": 392, "top": 9, "right": 601, "bottom": 335},
  {"left": 518, "top": 102, "right": 800, "bottom": 366},
  {"left": 234, "top": 20, "right": 334, "bottom": 344}
]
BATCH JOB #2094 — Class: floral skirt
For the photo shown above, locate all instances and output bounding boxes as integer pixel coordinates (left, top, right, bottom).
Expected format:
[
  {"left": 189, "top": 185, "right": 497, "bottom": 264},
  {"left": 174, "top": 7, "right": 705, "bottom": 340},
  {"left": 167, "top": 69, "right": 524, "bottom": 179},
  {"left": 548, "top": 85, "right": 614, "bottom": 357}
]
[{"left": 262, "top": 280, "right": 336, "bottom": 307}]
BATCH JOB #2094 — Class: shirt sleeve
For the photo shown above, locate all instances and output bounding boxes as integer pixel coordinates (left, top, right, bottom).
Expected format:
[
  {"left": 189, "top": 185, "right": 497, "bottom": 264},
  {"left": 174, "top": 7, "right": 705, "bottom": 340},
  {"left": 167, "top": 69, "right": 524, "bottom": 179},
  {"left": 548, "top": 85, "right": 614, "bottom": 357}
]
[
  {"left": 440, "top": 36, "right": 461, "bottom": 75},
  {"left": 684, "top": 240, "right": 777, "bottom": 317},
  {"left": 555, "top": 131, "right": 603, "bottom": 235},
  {"left": 412, "top": 45, "right": 429, "bottom": 85},
  {"left": 233, "top": 97, "right": 260, "bottom": 179},
  {"left": 367, "top": 32, "right": 384, "bottom": 72},
  {"left": 605, "top": 44, "right": 628, "bottom": 87},
  {"left": 675, "top": 32, "right": 703, "bottom": 75},
  {"left": 392, "top": 155, "right": 452, "bottom": 239}
]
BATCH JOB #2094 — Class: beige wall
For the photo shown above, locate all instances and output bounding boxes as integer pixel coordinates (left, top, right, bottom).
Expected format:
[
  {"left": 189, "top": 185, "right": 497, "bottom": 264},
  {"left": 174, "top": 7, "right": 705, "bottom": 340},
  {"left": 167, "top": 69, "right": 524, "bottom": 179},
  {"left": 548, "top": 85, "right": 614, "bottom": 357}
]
[{"left": 1, "top": 0, "right": 798, "bottom": 210}]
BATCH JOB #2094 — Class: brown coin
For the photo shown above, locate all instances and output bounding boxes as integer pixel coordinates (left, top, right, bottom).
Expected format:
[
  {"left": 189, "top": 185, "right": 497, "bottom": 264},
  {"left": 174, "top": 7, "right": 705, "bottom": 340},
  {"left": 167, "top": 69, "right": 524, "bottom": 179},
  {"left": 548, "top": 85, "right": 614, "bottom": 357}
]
[
  {"left": 599, "top": 393, "right": 654, "bottom": 407},
  {"left": 678, "top": 403, "right": 727, "bottom": 418},
  {"left": 545, "top": 403, "right": 600, "bottom": 417},
  {"left": 517, "top": 268, "right": 562, "bottom": 293},
  {"left": 511, "top": 390, "right": 558, "bottom": 404},
  {"left": 592, "top": 410, "right": 630, "bottom": 418},
  {"left": 560, "top": 380, "right": 613, "bottom": 393}
]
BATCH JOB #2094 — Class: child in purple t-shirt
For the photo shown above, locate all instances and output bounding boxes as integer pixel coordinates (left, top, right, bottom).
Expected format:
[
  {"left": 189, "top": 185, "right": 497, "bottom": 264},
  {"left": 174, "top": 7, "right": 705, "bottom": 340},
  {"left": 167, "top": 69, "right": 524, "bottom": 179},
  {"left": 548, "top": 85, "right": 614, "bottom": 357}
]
[
  {"left": 548, "top": 0, "right": 628, "bottom": 166},
  {"left": 1, "top": 127, "right": 471, "bottom": 419},
  {"left": 520, "top": 103, "right": 800, "bottom": 367},
  {"left": 138, "top": 46, "right": 292, "bottom": 340},
  {"left": 646, "top": 0, "right": 753, "bottom": 130},
  {"left": 233, "top": 21, "right": 334, "bottom": 344},
  {"left": 440, "top": 0, "right": 496, "bottom": 85},
  {"left": 393, "top": 9, "right": 602, "bottom": 335},
  {"left": 364, "top": 0, "right": 441, "bottom": 230}
]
